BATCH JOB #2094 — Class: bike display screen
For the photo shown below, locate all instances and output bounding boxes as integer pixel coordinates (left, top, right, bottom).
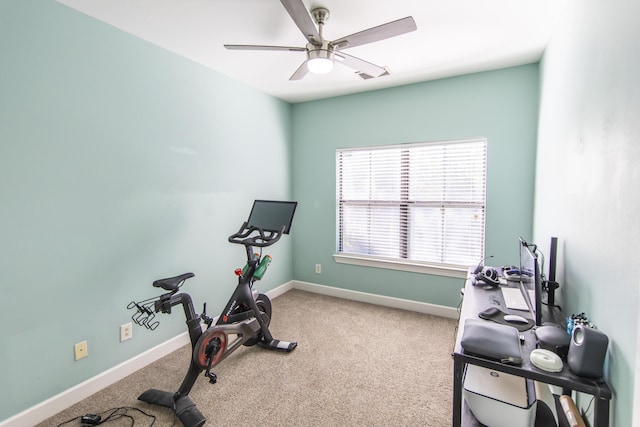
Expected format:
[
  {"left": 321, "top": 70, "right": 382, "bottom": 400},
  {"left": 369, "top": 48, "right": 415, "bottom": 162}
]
[{"left": 247, "top": 200, "right": 297, "bottom": 234}]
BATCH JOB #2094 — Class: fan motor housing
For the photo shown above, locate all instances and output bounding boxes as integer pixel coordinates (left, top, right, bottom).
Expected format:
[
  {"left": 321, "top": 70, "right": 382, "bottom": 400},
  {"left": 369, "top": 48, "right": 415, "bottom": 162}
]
[{"left": 307, "top": 42, "right": 335, "bottom": 61}]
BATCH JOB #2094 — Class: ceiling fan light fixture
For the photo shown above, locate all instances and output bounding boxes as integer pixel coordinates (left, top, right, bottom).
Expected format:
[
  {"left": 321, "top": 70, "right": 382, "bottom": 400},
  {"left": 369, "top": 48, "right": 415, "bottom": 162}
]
[{"left": 307, "top": 46, "right": 334, "bottom": 74}]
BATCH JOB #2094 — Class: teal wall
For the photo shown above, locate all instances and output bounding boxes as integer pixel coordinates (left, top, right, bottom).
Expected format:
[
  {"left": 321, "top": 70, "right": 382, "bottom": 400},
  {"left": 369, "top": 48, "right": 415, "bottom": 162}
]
[
  {"left": 291, "top": 64, "right": 540, "bottom": 307},
  {"left": 0, "top": 0, "right": 292, "bottom": 420},
  {"left": 535, "top": 1, "right": 640, "bottom": 425}
]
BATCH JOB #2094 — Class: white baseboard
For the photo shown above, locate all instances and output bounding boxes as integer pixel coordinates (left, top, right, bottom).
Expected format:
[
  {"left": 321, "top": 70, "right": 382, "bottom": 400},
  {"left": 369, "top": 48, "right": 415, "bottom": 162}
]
[
  {"left": 291, "top": 280, "right": 459, "bottom": 319},
  {"left": 1, "top": 280, "right": 454, "bottom": 426},
  {"left": 264, "top": 279, "right": 294, "bottom": 299}
]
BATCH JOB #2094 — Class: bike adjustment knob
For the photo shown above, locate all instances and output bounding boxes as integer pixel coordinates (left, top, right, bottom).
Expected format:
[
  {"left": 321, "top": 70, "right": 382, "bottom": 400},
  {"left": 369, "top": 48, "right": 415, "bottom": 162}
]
[{"left": 234, "top": 268, "right": 242, "bottom": 276}]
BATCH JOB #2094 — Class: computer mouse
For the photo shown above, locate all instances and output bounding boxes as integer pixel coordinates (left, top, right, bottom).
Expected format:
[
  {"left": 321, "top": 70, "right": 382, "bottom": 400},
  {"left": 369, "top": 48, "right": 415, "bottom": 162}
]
[{"left": 504, "top": 314, "right": 529, "bottom": 324}]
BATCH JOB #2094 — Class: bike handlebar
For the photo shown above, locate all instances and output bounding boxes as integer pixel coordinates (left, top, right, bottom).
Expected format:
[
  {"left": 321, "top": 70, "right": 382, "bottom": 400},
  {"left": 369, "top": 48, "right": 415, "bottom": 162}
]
[{"left": 227, "top": 222, "right": 285, "bottom": 248}]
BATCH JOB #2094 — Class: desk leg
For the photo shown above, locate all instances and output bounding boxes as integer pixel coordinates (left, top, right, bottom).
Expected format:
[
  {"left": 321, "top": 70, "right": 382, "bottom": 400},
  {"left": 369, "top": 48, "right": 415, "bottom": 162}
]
[
  {"left": 452, "top": 355, "right": 464, "bottom": 427},
  {"left": 593, "top": 396, "right": 609, "bottom": 427}
]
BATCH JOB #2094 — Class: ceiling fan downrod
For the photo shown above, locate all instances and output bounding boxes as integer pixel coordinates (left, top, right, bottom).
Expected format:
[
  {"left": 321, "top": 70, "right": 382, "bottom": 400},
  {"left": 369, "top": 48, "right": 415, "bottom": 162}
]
[
  {"left": 306, "top": 7, "right": 334, "bottom": 74},
  {"left": 311, "top": 7, "right": 330, "bottom": 42}
]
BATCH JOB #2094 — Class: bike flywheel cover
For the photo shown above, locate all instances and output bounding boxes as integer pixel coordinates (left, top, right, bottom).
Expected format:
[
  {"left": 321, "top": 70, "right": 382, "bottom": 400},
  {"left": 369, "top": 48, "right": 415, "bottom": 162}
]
[{"left": 194, "top": 329, "right": 227, "bottom": 370}]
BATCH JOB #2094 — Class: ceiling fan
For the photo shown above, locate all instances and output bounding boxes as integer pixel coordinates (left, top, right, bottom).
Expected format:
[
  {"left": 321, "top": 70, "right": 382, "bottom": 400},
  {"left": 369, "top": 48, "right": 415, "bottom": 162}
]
[{"left": 224, "top": 0, "right": 417, "bottom": 80}]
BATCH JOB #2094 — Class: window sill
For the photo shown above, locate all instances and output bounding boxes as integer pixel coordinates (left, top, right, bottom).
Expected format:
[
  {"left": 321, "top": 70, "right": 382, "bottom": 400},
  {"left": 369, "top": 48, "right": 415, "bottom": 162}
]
[{"left": 333, "top": 254, "right": 468, "bottom": 279}]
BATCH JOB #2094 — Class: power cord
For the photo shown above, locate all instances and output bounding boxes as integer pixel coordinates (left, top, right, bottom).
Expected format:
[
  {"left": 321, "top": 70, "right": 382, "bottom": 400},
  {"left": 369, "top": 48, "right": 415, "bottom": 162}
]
[
  {"left": 581, "top": 394, "right": 595, "bottom": 419},
  {"left": 56, "top": 406, "right": 158, "bottom": 427}
]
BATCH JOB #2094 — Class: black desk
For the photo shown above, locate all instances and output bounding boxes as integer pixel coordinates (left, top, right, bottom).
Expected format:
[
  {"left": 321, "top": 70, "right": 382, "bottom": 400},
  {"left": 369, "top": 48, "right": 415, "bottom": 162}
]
[{"left": 452, "top": 274, "right": 612, "bottom": 427}]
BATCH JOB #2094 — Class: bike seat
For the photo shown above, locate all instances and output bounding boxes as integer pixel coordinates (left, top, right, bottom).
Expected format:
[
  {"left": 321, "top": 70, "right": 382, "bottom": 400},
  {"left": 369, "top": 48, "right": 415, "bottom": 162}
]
[{"left": 153, "top": 272, "right": 195, "bottom": 291}]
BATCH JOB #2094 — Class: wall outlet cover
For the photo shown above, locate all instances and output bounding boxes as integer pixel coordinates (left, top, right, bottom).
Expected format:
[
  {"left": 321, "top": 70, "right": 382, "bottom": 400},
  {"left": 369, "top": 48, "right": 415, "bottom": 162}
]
[
  {"left": 120, "top": 323, "right": 133, "bottom": 342},
  {"left": 74, "top": 341, "right": 88, "bottom": 361}
]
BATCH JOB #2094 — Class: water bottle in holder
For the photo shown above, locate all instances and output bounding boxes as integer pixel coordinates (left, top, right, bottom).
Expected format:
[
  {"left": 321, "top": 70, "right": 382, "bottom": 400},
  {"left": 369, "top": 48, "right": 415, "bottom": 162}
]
[
  {"left": 253, "top": 255, "right": 272, "bottom": 280},
  {"left": 240, "top": 253, "right": 260, "bottom": 276}
]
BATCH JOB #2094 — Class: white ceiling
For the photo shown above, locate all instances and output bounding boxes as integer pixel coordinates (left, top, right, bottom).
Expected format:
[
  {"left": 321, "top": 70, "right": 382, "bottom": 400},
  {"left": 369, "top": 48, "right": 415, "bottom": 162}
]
[{"left": 56, "top": 0, "right": 565, "bottom": 103}]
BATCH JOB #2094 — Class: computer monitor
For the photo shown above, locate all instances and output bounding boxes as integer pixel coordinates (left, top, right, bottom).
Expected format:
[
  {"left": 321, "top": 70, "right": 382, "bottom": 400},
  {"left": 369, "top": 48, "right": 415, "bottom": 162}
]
[
  {"left": 519, "top": 237, "right": 543, "bottom": 326},
  {"left": 546, "top": 237, "right": 559, "bottom": 307},
  {"left": 247, "top": 200, "right": 297, "bottom": 234}
]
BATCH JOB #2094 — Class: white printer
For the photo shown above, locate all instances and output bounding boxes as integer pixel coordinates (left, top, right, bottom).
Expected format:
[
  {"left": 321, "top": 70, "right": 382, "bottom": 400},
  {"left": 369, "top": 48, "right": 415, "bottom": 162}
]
[{"left": 463, "top": 364, "right": 537, "bottom": 427}]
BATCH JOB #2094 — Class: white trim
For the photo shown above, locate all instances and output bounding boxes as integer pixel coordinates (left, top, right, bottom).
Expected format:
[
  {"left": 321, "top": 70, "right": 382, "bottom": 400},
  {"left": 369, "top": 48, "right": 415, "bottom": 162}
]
[
  {"left": 0, "top": 281, "right": 295, "bottom": 427},
  {"left": 263, "top": 280, "right": 295, "bottom": 299},
  {"left": 336, "top": 137, "right": 488, "bottom": 153},
  {"left": 333, "top": 254, "right": 468, "bottom": 279},
  {"left": 292, "top": 280, "right": 459, "bottom": 319}
]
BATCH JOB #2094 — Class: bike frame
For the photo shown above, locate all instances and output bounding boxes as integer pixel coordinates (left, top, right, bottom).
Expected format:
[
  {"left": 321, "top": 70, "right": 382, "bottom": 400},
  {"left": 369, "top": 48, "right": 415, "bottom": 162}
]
[
  {"left": 130, "top": 211, "right": 297, "bottom": 427},
  {"left": 149, "top": 245, "right": 267, "bottom": 401}
]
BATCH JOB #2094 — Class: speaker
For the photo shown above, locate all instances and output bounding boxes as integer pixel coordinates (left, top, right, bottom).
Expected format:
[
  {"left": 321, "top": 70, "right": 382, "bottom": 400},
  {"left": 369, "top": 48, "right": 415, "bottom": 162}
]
[{"left": 567, "top": 325, "right": 609, "bottom": 378}]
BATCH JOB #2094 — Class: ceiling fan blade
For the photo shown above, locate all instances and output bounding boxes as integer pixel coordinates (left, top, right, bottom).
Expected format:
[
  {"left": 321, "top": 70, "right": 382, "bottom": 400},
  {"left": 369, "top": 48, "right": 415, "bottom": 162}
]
[
  {"left": 335, "top": 52, "right": 387, "bottom": 78},
  {"left": 289, "top": 61, "right": 309, "bottom": 81},
  {"left": 225, "top": 44, "right": 306, "bottom": 52},
  {"left": 280, "top": 0, "right": 321, "bottom": 46},
  {"left": 331, "top": 16, "right": 417, "bottom": 50}
]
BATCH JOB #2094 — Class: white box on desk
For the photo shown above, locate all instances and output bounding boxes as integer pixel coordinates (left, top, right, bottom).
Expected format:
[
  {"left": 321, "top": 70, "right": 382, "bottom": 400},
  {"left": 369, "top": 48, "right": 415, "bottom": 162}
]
[{"left": 463, "top": 364, "right": 537, "bottom": 427}]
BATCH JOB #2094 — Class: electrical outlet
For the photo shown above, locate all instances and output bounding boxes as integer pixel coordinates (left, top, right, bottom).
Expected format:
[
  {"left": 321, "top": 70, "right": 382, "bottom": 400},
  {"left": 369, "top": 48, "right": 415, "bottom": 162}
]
[
  {"left": 315, "top": 264, "right": 321, "bottom": 274},
  {"left": 74, "top": 341, "right": 88, "bottom": 361},
  {"left": 120, "top": 322, "right": 133, "bottom": 342}
]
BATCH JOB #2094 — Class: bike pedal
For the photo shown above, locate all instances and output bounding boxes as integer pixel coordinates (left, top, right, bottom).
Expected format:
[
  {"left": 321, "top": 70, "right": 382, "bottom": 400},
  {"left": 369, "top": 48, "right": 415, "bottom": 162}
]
[{"left": 206, "top": 372, "right": 217, "bottom": 384}]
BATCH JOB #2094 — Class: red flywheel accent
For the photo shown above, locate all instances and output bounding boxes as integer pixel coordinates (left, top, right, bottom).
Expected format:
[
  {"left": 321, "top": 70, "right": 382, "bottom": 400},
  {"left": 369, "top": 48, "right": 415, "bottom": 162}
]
[{"left": 194, "top": 329, "right": 227, "bottom": 369}]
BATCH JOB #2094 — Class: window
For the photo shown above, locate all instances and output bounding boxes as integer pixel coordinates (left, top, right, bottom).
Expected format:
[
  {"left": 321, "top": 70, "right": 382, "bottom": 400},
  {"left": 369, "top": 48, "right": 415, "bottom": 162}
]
[{"left": 336, "top": 138, "right": 487, "bottom": 276}]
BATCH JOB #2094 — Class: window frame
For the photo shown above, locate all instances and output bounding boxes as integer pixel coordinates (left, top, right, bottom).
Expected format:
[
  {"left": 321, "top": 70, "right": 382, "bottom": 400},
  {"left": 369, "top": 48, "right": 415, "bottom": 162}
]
[{"left": 335, "top": 138, "right": 487, "bottom": 278}]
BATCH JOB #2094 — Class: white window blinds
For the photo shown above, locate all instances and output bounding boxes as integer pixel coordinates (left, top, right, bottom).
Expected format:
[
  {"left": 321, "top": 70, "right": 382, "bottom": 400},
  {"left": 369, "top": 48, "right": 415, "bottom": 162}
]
[{"left": 336, "top": 139, "right": 487, "bottom": 269}]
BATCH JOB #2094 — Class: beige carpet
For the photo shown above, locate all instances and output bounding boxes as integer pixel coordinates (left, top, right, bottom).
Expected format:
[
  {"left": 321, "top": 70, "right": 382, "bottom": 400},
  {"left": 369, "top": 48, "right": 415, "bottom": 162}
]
[{"left": 39, "top": 289, "right": 457, "bottom": 426}]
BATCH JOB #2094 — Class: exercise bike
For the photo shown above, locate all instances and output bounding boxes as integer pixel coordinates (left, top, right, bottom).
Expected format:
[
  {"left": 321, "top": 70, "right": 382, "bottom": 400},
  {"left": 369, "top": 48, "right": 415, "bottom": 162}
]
[{"left": 127, "top": 200, "right": 298, "bottom": 427}]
